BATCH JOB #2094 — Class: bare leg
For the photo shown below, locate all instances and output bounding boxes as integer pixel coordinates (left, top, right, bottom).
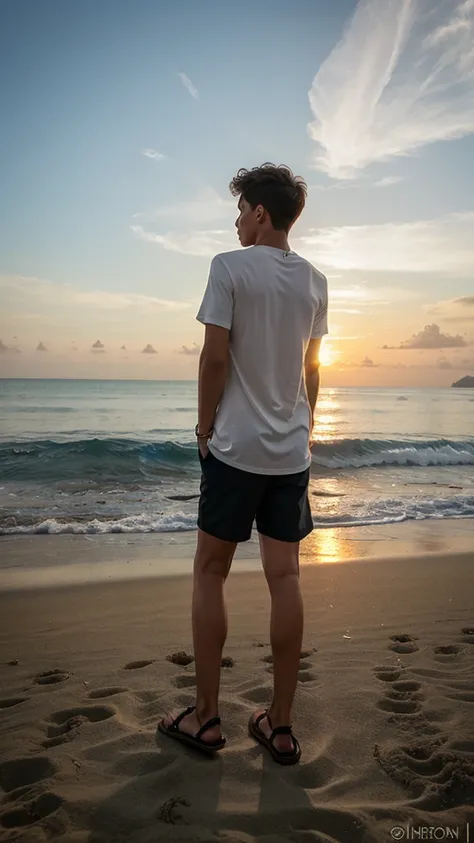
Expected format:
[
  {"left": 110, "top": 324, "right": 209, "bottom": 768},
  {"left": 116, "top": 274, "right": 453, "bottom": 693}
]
[
  {"left": 252, "top": 534, "right": 303, "bottom": 753},
  {"left": 162, "top": 529, "right": 236, "bottom": 742}
]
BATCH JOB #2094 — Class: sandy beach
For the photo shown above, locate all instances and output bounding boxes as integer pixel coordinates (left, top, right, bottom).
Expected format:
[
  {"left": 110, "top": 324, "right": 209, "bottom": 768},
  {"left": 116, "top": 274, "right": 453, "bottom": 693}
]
[{"left": 1, "top": 535, "right": 474, "bottom": 842}]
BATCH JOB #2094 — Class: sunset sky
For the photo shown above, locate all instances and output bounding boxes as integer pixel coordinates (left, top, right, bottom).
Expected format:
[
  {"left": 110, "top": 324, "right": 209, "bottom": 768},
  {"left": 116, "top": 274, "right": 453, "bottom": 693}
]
[{"left": 1, "top": 0, "right": 473, "bottom": 386}]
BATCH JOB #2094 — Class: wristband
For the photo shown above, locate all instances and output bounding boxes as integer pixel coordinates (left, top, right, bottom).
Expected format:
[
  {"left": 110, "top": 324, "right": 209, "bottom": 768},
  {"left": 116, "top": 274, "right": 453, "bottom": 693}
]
[{"left": 195, "top": 424, "right": 213, "bottom": 439}]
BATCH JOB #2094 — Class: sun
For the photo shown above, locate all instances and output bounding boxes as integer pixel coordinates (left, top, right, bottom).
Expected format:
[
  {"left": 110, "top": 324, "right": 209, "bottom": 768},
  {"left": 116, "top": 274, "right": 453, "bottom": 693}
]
[{"left": 319, "top": 341, "right": 339, "bottom": 367}]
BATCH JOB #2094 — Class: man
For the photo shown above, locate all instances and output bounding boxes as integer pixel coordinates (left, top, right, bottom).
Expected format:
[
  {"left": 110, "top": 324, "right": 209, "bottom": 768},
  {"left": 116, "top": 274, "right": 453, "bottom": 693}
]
[{"left": 159, "top": 163, "right": 328, "bottom": 765}]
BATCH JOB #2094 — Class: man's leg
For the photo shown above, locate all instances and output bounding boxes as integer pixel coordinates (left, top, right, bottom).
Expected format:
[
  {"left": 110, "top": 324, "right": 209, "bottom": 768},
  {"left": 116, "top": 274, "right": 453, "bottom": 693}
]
[
  {"left": 256, "top": 534, "right": 303, "bottom": 753},
  {"left": 193, "top": 529, "right": 237, "bottom": 723},
  {"left": 161, "top": 528, "right": 236, "bottom": 743}
]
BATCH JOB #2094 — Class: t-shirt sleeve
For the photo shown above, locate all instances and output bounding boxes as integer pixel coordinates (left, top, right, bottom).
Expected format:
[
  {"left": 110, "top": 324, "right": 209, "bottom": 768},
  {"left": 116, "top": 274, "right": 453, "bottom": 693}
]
[
  {"left": 311, "top": 275, "right": 329, "bottom": 338},
  {"left": 196, "top": 256, "right": 234, "bottom": 330}
]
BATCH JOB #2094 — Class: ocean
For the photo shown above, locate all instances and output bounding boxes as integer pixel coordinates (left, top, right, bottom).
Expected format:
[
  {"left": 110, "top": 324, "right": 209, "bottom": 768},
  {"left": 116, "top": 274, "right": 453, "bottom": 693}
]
[{"left": 0, "top": 378, "right": 473, "bottom": 536}]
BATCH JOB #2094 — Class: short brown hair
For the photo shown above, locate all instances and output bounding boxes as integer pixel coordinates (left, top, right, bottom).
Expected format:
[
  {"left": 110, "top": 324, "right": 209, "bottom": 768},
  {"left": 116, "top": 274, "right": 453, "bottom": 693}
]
[{"left": 229, "top": 163, "right": 307, "bottom": 231}]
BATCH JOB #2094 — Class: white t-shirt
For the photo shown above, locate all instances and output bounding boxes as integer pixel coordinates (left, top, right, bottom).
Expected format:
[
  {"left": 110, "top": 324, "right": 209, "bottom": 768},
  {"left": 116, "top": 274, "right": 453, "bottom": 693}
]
[{"left": 196, "top": 245, "right": 328, "bottom": 475}]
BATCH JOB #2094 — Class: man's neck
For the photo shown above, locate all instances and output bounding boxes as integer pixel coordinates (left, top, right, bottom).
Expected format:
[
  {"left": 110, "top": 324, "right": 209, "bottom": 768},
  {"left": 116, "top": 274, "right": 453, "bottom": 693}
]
[{"left": 254, "top": 231, "right": 290, "bottom": 251}]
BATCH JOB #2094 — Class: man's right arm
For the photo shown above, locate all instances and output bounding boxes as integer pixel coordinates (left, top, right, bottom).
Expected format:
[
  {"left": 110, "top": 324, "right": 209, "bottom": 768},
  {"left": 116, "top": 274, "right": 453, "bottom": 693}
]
[{"left": 305, "top": 338, "right": 322, "bottom": 442}]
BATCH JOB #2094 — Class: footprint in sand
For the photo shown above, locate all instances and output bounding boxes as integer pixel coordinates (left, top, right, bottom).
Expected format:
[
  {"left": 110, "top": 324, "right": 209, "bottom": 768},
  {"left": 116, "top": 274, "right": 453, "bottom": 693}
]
[
  {"left": 122, "top": 660, "right": 155, "bottom": 670},
  {"left": 0, "top": 756, "right": 58, "bottom": 793},
  {"left": 388, "top": 634, "right": 419, "bottom": 654},
  {"left": 375, "top": 662, "right": 429, "bottom": 720},
  {"left": 173, "top": 674, "right": 197, "bottom": 689},
  {"left": 373, "top": 665, "right": 404, "bottom": 683},
  {"left": 50, "top": 705, "right": 115, "bottom": 726},
  {"left": 35, "top": 669, "right": 69, "bottom": 686},
  {"left": 1, "top": 792, "right": 63, "bottom": 830},
  {"left": 88, "top": 687, "right": 128, "bottom": 699},
  {"left": 374, "top": 735, "right": 473, "bottom": 810},
  {"left": 297, "top": 669, "right": 318, "bottom": 684},
  {"left": 262, "top": 650, "right": 318, "bottom": 683},
  {"left": 42, "top": 706, "right": 115, "bottom": 748},
  {"left": 0, "top": 697, "right": 28, "bottom": 709},
  {"left": 433, "top": 644, "right": 465, "bottom": 657}
]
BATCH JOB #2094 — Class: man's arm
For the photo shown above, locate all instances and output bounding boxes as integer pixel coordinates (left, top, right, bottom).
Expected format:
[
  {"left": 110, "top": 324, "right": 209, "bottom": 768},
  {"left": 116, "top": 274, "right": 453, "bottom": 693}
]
[
  {"left": 305, "top": 338, "right": 322, "bottom": 441},
  {"left": 197, "top": 324, "right": 230, "bottom": 435}
]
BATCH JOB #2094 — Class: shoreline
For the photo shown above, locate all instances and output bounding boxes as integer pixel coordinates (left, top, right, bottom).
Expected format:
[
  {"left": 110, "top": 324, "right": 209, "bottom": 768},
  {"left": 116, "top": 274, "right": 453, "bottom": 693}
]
[{"left": 1, "top": 517, "right": 474, "bottom": 591}]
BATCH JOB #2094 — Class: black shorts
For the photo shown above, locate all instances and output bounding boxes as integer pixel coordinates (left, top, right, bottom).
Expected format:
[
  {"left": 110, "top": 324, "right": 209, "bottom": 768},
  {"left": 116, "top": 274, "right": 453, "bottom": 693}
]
[{"left": 197, "top": 448, "right": 314, "bottom": 544}]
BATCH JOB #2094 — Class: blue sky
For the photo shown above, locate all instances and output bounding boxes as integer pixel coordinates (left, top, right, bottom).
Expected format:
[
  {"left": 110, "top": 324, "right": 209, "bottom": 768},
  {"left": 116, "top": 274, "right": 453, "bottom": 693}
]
[{"left": 1, "top": 0, "right": 473, "bottom": 384}]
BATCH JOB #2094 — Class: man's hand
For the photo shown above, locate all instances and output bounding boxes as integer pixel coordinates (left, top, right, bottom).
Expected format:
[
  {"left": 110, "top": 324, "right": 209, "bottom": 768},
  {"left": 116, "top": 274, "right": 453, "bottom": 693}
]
[{"left": 198, "top": 437, "right": 210, "bottom": 460}]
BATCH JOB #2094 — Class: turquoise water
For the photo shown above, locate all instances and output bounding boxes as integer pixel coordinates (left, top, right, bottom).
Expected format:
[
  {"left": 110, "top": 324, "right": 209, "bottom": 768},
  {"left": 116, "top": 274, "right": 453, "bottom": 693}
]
[{"left": 0, "top": 379, "right": 473, "bottom": 534}]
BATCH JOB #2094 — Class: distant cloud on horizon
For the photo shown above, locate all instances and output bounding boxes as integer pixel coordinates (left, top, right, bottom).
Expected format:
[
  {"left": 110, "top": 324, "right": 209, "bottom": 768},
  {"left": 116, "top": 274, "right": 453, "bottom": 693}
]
[
  {"left": 383, "top": 323, "right": 468, "bottom": 350},
  {"left": 142, "top": 344, "right": 157, "bottom": 354},
  {"left": 308, "top": 0, "right": 474, "bottom": 179},
  {"left": 177, "top": 343, "right": 201, "bottom": 356},
  {"left": 178, "top": 72, "right": 198, "bottom": 100},
  {"left": 0, "top": 339, "right": 21, "bottom": 354},
  {"left": 36, "top": 342, "right": 48, "bottom": 352}
]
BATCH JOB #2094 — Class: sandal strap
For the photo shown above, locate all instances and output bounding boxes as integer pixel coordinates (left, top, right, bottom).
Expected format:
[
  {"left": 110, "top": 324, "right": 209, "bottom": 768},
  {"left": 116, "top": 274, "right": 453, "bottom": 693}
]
[
  {"left": 196, "top": 715, "right": 221, "bottom": 740},
  {"left": 255, "top": 711, "right": 268, "bottom": 729},
  {"left": 267, "top": 711, "right": 293, "bottom": 738},
  {"left": 271, "top": 725, "right": 293, "bottom": 738},
  {"left": 172, "top": 705, "right": 195, "bottom": 729}
]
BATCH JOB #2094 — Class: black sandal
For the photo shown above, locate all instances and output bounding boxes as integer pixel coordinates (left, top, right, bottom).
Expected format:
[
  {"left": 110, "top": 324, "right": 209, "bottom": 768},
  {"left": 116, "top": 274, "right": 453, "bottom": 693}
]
[
  {"left": 158, "top": 705, "right": 226, "bottom": 755},
  {"left": 248, "top": 710, "right": 301, "bottom": 766}
]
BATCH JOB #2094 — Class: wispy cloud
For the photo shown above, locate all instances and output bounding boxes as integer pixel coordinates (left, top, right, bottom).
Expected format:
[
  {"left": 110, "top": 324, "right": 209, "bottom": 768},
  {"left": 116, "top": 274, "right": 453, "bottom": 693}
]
[
  {"left": 131, "top": 226, "right": 235, "bottom": 257},
  {"left": 295, "top": 212, "right": 474, "bottom": 274},
  {"left": 308, "top": 0, "right": 474, "bottom": 179},
  {"left": 426, "top": 296, "right": 474, "bottom": 322},
  {"left": 133, "top": 210, "right": 474, "bottom": 274},
  {"left": 136, "top": 188, "right": 235, "bottom": 226},
  {"left": 0, "top": 275, "right": 192, "bottom": 322},
  {"left": 374, "top": 176, "right": 404, "bottom": 187},
  {"left": 178, "top": 72, "right": 198, "bottom": 99},
  {"left": 141, "top": 148, "right": 165, "bottom": 161}
]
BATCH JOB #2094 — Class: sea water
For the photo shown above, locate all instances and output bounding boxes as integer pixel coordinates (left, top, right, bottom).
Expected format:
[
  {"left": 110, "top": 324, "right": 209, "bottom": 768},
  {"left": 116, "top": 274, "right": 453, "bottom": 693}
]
[{"left": 1, "top": 379, "right": 473, "bottom": 535}]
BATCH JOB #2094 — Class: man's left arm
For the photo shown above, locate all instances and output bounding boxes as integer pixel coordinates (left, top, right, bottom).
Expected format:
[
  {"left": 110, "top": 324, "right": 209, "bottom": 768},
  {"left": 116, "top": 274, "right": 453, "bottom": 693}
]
[
  {"left": 197, "top": 325, "right": 230, "bottom": 439},
  {"left": 195, "top": 256, "right": 233, "bottom": 448}
]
